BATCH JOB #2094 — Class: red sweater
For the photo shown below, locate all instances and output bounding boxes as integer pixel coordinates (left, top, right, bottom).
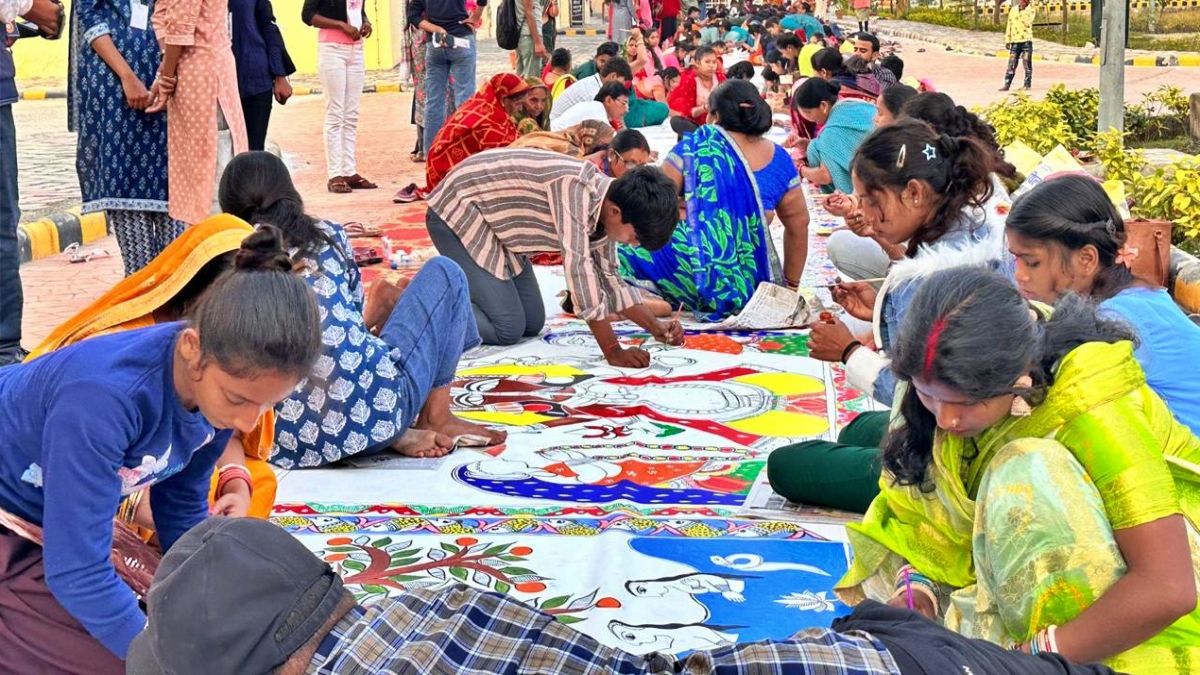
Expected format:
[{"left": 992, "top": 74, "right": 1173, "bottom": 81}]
[{"left": 667, "top": 69, "right": 727, "bottom": 125}]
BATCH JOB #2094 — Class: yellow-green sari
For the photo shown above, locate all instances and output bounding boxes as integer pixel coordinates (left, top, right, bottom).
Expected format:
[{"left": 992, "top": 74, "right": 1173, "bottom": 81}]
[{"left": 837, "top": 341, "right": 1200, "bottom": 674}]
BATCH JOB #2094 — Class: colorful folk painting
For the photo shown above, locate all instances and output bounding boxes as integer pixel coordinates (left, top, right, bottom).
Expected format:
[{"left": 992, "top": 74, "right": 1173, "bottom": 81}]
[
  {"left": 452, "top": 345, "right": 834, "bottom": 448},
  {"left": 272, "top": 504, "right": 851, "bottom": 654}
]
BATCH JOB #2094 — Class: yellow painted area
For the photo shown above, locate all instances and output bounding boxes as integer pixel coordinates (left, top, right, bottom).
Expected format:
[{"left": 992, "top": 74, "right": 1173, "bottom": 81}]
[
  {"left": 1132, "top": 56, "right": 1157, "bottom": 67},
  {"left": 458, "top": 411, "right": 559, "bottom": 426},
  {"left": 458, "top": 364, "right": 587, "bottom": 378},
  {"left": 79, "top": 211, "right": 108, "bottom": 244},
  {"left": 21, "top": 90, "right": 47, "bottom": 100},
  {"left": 1174, "top": 274, "right": 1200, "bottom": 314},
  {"left": 20, "top": 220, "right": 60, "bottom": 259},
  {"left": 292, "top": 86, "right": 314, "bottom": 96},
  {"left": 375, "top": 81, "right": 401, "bottom": 93},
  {"left": 732, "top": 372, "right": 824, "bottom": 396},
  {"left": 14, "top": 0, "right": 401, "bottom": 80},
  {"left": 726, "top": 409, "right": 829, "bottom": 437},
  {"left": 994, "top": 50, "right": 1009, "bottom": 59},
  {"left": 1181, "top": 54, "right": 1200, "bottom": 67},
  {"left": 1092, "top": 55, "right": 1101, "bottom": 65}
]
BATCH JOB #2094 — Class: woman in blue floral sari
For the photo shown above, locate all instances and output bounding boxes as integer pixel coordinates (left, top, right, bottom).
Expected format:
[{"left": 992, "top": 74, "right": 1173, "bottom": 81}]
[
  {"left": 69, "top": 0, "right": 174, "bottom": 276},
  {"left": 620, "top": 80, "right": 810, "bottom": 321}
]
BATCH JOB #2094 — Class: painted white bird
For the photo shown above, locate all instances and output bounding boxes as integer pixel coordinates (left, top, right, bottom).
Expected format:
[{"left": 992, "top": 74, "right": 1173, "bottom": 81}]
[{"left": 709, "top": 553, "right": 830, "bottom": 576}]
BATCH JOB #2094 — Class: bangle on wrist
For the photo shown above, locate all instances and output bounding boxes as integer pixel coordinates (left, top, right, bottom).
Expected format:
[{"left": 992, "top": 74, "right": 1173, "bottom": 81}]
[
  {"left": 216, "top": 463, "right": 253, "bottom": 497},
  {"left": 598, "top": 340, "right": 621, "bottom": 355},
  {"left": 840, "top": 340, "right": 863, "bottom": 364}
]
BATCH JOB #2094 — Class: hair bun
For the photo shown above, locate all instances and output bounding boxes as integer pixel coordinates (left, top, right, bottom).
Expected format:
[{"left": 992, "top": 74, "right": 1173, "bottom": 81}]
[
  {"left": 938, "top": 133, "right": 961, "bottom": 156},
  {"left": 235, "top": 224, "right": 294, "bottom": 273}
]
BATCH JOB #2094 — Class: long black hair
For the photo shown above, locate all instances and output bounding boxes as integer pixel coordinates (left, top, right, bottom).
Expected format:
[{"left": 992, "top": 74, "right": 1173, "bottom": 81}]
[
  {"left": 878, "top": 84, "right": 918, "bottom": 120},
  {"left": 793, "top": 77, "right": 840, "bottom": 110},
  {"left": 851, "top": 119, "right": 995, "bottom": 257},
  {"left": 192, "top": 225, "right": 323, "bottom": 379},
  {"left": 1007, "top": 174, "right": 1139, "bottom": 301},
  {"left": 901, "top": 92, "right": 1019, "bottom": 182},
  {"left": 218, "top": 152, "right": 342, "bottom": 260},
  {"left": 882, "top": 267, "right": 1135, "bottom": 489},
  {"left": 709, "top": 79, "right": 772, "bottom": 136},
  {"left": 810, "top": 47, "right": 848, "bottom": 78}
]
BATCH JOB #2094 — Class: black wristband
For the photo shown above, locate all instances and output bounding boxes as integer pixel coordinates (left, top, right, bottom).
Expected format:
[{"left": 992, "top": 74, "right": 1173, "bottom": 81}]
[{"left": 840, "top": 340, "right": 863, "bottom": 364}]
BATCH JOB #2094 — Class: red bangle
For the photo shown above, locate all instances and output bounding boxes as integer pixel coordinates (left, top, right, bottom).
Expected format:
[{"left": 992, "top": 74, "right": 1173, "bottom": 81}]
[
  {"left": 216, "top": 464, "right": 253, "bottom": 497},
  {"left": 598, "top": 340, "right": 622, "bottom": 355}
]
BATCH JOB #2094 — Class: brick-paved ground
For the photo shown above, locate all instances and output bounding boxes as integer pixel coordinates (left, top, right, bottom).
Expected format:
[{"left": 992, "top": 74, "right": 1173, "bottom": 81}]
[{"left": 14, "top": 31, "right": 1200, "bottom": 348}]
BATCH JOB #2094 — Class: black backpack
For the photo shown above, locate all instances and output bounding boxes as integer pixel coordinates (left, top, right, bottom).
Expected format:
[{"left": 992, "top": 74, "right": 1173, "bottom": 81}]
[{"left": 496, "top": 0, "right": 520, "bottom": 50}]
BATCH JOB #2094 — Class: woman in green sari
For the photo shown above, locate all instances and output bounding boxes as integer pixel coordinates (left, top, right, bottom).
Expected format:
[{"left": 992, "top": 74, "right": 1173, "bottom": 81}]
[{"left": 837, "top": 267, "right": 1200, "bottom": 674}]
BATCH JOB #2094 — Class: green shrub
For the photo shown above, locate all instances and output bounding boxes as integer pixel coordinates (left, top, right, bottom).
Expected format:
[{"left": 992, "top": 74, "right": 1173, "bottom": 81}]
[
  {"left": 1045, "top": 85, "right": 1100, "bottom": 145},
  {"left": 975, "top": 93, "right": 1075, "bottom": 154}
]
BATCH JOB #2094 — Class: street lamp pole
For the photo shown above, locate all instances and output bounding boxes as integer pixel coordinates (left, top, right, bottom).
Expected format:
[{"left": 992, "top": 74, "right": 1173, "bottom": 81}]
[{"left": 1098, "top": 0, "right": 1128, "bottom": 133}]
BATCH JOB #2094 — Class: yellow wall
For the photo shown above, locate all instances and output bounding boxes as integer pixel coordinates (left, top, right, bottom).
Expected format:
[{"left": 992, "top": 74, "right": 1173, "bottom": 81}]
[
  {"left": 13, "top": 0, "right": 402, "bottom": 80},
  {"left": 13, "top": 0, "right": 601, "bottom": 82}
]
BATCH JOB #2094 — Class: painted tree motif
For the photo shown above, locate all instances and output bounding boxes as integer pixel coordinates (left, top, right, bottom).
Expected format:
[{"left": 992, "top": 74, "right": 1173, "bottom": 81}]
[{"left": 318, "top": 535, "right": 621, "bottom": 625}]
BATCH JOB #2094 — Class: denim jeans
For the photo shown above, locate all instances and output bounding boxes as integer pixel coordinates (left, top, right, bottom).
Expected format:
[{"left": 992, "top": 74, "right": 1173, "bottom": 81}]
[
  {"left": 426, "top": 209, "right": 545, "bottom": 346},
  {"left": 377, "top": 256, "right": 481, "bottom": 433},
  {"left": 0, "top": 105, "right": 22, "bottom": 359},
  {"left": 422, "top": 34, "right": 477, "bottom": 154}
]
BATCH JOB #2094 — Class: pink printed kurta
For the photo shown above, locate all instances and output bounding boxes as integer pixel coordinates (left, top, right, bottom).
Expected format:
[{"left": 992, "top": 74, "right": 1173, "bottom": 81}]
[{"left": 153, "top": 0, "right": 248, "bottom": 224}]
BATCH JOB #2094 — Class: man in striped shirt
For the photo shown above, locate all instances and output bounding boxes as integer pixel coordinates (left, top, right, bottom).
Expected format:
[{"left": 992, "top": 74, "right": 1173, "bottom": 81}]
[{"left": 426, "top": 148, "right": 683, "bottom": 368}]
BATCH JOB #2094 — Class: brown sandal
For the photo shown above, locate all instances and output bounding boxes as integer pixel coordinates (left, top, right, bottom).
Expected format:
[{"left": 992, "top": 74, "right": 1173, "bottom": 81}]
[
  {"left": 328, "top": 177, "right": 352, "bottom": 194},
  {"left": 344, "top": 174, "right": 378, "bottom": 190}
]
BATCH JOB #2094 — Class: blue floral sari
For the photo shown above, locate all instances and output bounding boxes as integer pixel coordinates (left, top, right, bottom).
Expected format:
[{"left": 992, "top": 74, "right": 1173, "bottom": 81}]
[{"left": 619, "top": 125, "right": 781, "bottom": 321}]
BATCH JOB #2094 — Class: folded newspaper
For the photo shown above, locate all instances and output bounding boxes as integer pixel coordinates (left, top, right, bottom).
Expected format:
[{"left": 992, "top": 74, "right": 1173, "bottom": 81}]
[{"left": 689, "top": 282, "right": 822, "bottom": 331}]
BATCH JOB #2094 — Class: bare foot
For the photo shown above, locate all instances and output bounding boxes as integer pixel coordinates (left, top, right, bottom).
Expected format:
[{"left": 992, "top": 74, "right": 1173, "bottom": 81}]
[
  {"left": 363, "top": 279, "right": 408, "bottom": 334},
  {"left": 414, "top": 413, "right": 507, "bottom": 447},
  {"left": 391, "top": 428, "right": 455, "bottom": 458}
]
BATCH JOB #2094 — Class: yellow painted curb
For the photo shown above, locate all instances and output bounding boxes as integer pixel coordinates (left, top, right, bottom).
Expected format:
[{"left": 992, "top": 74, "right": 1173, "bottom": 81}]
[
  {"left": 1131, "top": 55, "right": 1156, "bottom": 67},
  {"left": 22, "top": 90, "right": 47, "bottom": 100},
  {"left": 1032, "top": 54, "right": 1045, "bottom": 61},
  {"left": 375, "top": 82, "right": 401, "bottom": 93},
  {"left": 1180, "top": 54, "right": 1200, "bottom": 67},
  {"left": 1092, "top": 55, "right": 1101, "bottom": 65},
  {"left": 20, "top": 219, "right": 59, "bottom": 259},
  {"left": 995, "top": 50, "right": 1009, "bottom": 59},
  {"left": 562, "top": 28, "right": 600, "bottom": 35},
  {"left": 293, "top": 87, "right": 314, "bottom": 96},
  {"left": 79, "top": 211, "right": 108, "bottom": 244}
]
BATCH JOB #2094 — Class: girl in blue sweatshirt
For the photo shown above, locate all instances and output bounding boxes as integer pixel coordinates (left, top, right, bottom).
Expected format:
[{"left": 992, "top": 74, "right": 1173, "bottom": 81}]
[{"left": 0, "top": 226, "right": 322, "bottom": 673}]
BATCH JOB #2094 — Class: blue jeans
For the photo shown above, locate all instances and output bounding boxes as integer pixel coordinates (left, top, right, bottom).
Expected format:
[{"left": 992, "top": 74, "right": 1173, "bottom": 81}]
[
  {"left": 422, "top": 34, "right": 477, "bottom": 154},
  {"left": 0, "top": 105, "right": 22, "bottom": 359},
  {"left": 378, "top": 257, "right": 481, "bottom": 434}
]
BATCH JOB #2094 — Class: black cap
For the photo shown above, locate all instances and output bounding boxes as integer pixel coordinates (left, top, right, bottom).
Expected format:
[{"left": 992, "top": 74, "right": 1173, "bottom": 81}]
[{"left": 127, "top": 517, "right": 346, "bottom": 675}]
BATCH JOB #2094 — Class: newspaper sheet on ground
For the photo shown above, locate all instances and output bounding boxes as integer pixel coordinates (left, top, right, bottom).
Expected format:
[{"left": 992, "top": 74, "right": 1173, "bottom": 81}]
[{"left": 688, "top": 282, "right": 823, "bottom": 331}]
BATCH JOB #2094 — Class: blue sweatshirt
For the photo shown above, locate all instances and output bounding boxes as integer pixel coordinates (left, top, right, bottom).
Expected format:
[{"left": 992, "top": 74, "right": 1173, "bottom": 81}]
[{"left": 0, "top": 322, "right": 229, "bottom": 658}]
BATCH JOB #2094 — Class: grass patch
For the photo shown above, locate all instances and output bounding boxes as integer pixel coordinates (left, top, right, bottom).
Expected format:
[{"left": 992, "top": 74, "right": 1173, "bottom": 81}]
[{"left": 1130, "top": 136, "right": 1200, "bottom": 154}]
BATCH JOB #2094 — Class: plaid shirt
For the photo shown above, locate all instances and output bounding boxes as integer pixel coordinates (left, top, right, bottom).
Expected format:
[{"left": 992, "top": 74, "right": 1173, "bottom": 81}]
[{"left": 307, "top": 584, "right": 901, "bottom": 675}]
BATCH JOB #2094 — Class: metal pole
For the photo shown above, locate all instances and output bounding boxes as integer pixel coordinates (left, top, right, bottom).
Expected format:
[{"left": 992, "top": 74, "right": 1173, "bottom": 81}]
[
  {"left": 1098, "top": 0, "right": 1127, "bottom": 133},
  {"left": 1149, "top": 0, "right": 1157, "bottom": 33}
]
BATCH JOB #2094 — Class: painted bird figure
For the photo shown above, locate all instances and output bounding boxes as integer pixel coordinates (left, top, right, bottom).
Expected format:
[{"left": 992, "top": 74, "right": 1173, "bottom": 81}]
[
  {"left": 543, "top": 518, "right": 602, "bottom": 536},
  {"left": 662, "top": 519, "right": 728, "bottom": 538}
]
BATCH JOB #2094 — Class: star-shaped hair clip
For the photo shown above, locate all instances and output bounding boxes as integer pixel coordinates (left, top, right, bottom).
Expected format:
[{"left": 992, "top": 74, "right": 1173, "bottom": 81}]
[{"left": 923, "top": 143, "right": 938, "bottom": 161}]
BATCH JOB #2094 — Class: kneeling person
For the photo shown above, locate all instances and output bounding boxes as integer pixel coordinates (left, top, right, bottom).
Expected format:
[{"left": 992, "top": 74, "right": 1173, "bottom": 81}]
[{"left": 427, "top": 148, "right": 684, "bottom": 367}]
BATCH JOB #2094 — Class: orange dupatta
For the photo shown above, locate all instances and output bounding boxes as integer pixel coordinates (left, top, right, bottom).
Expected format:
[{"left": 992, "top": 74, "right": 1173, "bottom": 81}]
[{"left": 26, "top": 214, "right": 278, "bottom": 518}]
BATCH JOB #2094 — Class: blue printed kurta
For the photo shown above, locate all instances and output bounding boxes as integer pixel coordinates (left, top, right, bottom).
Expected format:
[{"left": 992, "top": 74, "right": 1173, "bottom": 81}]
[
  {"left": 270, "top": 223, "right": 407, "bottom": 469},
  {"left": 68, "top": 0, "right": 169, "bottom": 214}
]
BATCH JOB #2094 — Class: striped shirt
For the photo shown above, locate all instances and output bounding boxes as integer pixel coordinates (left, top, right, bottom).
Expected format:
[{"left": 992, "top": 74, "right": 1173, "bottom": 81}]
[
  {"left": 426, "top": 149, "right": 640, "bottom": 322},
  {"left": 307, "top": 583, "right": 902, "bottom": 675}
]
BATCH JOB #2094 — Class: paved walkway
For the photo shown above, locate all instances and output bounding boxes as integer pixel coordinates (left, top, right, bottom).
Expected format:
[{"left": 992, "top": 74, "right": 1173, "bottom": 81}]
[
  {"left": 861, "top": 17, "right": 1200, "bottom": 65},
  {"left": 15, "top": 27, "right": 1200, "bottom": 346}
]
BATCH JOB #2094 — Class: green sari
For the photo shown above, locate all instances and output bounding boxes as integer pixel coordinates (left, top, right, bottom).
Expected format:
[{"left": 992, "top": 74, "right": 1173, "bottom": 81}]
[{"left": 837, "top": 341, "right": 1200, "bottom": 674}]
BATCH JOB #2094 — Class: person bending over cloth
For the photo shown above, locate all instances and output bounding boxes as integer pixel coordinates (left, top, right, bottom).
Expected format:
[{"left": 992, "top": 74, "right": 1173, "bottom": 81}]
[{"left": 426, "top": 148, "right": 684, "bottom": 368}]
